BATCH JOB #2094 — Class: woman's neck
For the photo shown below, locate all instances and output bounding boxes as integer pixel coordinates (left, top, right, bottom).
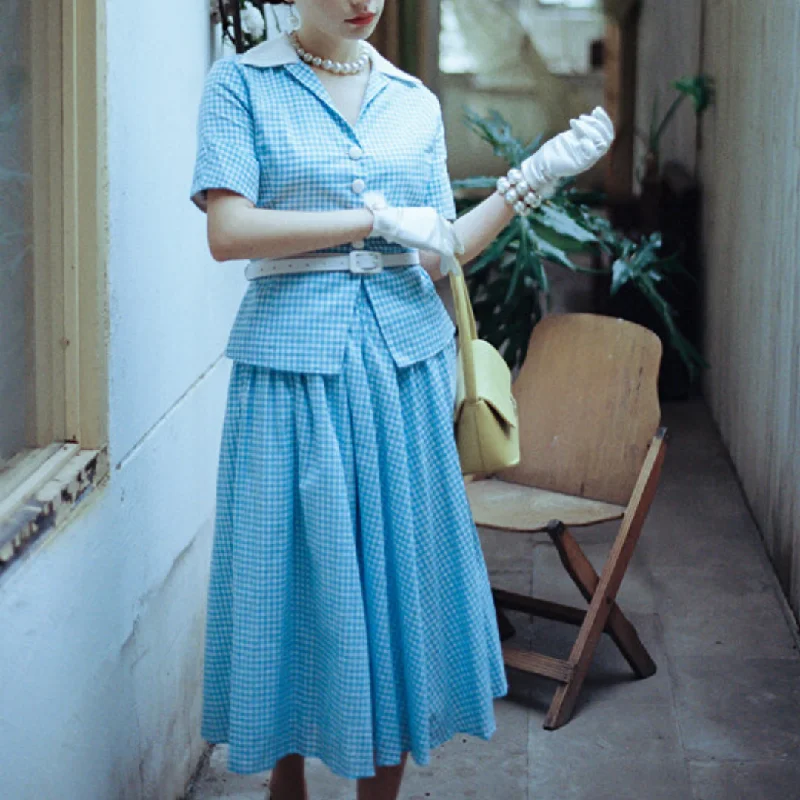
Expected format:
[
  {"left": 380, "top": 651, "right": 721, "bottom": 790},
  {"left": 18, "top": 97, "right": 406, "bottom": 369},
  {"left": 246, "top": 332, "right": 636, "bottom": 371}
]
[{"left": 293, "top": 27, "right": 363, "bottom": 64}]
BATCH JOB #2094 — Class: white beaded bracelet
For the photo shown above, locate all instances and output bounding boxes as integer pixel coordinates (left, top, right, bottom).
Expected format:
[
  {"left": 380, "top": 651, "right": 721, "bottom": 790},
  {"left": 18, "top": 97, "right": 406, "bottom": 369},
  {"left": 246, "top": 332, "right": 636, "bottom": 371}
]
[{"left": 496, "top": 168, "right": 544, "bottom": 217}]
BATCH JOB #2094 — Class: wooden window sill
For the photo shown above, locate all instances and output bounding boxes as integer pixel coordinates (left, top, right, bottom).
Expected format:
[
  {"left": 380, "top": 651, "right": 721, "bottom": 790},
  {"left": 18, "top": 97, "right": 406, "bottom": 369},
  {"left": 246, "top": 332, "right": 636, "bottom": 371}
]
[{"left": 0, "top": 445, "right": 109, "bottom": 573}]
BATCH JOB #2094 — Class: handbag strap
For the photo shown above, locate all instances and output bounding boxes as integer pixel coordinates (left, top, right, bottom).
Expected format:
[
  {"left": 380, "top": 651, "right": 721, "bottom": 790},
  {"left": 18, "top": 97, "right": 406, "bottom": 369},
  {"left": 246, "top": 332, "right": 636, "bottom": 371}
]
[{"left": 449, "top": 271, "right": 479, "bottom": 402}]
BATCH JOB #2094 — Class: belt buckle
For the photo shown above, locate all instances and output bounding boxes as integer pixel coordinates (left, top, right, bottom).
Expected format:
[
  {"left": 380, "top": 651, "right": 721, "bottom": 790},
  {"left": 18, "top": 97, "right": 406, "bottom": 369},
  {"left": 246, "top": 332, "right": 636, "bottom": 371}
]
[{"left": 349, "top": 250, "right": 383, "bottom": 274}]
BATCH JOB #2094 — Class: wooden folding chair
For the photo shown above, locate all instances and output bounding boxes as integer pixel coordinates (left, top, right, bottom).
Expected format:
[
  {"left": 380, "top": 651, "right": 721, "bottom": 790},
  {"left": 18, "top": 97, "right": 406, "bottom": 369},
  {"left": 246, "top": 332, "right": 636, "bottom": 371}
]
[{"left": 466, "top": 313, "right": 668, "bottom": 730}]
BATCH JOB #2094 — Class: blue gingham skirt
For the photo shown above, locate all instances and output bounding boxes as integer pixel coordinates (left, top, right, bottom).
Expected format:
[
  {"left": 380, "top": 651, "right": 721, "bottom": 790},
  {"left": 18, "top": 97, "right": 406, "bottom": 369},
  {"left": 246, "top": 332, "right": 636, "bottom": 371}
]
[{"left": 201, "top": 284, "right": 508, "bottom": 779}]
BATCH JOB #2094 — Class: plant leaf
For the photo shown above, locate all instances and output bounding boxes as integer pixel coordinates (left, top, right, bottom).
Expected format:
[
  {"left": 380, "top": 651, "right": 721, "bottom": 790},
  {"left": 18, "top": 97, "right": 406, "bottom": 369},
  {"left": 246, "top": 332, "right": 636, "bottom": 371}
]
[
  {"left": 466, "top": 220, "right": 519, "bottom": 276},
  {"left": 462, "top": 107, "right": 525, "bottom": 165},
  {"left": 672, "top": 74, "right": 715, "bottom": 113},
  {"left": 505, "top": 224, "right": 528, "bottom": 304},
  {"left": 531, "top": 233, "right": 576, "bottom": 272},
  {"left": 611, "top": 259, "right": 632, "bottom": 295},
  {"left": 530, "top": 203, "right": 598, "bottom": 250},
  {"left": 451, "top": 176, "right": 499, "bottom": 191}
]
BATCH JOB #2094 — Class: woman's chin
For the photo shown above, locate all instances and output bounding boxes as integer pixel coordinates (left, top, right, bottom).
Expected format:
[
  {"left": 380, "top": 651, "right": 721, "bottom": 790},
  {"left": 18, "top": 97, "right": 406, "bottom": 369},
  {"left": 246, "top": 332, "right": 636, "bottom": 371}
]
[{"left": 341, "top": 22, "right": 379, "bottom": 39}]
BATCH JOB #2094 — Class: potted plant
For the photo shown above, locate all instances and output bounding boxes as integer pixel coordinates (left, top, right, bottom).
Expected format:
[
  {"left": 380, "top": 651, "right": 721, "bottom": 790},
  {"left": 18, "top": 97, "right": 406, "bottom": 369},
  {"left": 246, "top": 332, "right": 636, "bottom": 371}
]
[
  {"left": 451, "top": 108, "right": 706, "bottom": 387},
  {"left": 637, "top": 74, "right": 714, "bottom": 232}
]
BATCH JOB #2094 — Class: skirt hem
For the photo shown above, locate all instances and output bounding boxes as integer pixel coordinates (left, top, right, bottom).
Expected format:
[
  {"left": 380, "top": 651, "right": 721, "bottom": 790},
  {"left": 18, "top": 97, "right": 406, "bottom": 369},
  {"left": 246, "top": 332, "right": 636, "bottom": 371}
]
[{"left": 202, "top": 685, "right": 509, "bottom": 780}]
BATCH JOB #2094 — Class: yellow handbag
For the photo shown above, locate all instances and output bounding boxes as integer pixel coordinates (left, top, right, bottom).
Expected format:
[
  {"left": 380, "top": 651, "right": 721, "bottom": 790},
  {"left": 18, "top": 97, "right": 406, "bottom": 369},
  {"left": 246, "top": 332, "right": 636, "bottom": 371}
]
[{"left": 449, "top": 270, "right": 520, "bottom": 475}]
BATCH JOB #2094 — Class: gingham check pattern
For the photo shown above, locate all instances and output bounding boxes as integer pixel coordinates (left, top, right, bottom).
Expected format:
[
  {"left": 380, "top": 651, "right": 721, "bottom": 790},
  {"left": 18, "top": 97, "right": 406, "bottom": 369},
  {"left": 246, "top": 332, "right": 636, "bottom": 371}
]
[
  {"left": 202, "top": 288, "right": 508, "bottom": 778},
  {"left": 191, "top": 41, "right": 508, "bottom": 780},
  {"left": 190, "top": 49, "right": 457, "bottom": 373}
]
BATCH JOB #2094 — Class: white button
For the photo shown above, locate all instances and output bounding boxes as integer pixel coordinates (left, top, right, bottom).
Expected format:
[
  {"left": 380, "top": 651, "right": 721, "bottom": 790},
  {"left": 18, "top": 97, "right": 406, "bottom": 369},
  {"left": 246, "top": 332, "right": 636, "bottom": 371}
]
[
  {"left": 352, "top": 178, "right": 366, "bottom": 194},
  {"left": 352, "top": 239, "right": 365, "bottom": 249},
  {"left": 349, "top": 145, "right": 363, "bottom": 160}
]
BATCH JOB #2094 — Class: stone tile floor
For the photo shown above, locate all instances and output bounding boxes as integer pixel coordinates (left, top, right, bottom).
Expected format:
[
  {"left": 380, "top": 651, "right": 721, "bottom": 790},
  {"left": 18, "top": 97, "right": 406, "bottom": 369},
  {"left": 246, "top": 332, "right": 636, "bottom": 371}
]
[{"left": 186, "top": 400, "right": 800, "bottom": 800}]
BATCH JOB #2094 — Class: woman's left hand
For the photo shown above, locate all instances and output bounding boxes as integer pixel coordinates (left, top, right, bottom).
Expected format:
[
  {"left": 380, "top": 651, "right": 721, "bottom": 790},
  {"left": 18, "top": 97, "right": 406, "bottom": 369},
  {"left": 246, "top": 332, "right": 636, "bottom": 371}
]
[{"left": 520, "top": 106, "right": 615, "bottom": 191}]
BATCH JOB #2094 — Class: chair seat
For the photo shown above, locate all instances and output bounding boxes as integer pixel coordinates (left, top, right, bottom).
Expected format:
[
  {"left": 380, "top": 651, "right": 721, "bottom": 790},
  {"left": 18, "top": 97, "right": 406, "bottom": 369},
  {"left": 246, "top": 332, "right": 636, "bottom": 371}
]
[{"left": 466, "top": 478, "right": 626, "bottom": 532}]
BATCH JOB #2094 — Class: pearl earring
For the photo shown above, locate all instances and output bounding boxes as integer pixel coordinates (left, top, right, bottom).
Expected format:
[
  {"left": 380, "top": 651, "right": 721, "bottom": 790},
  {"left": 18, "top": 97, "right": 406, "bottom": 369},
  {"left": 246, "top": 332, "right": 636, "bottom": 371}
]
[{"left": 287, "top": 3, "right": 300, "bottom": 31}]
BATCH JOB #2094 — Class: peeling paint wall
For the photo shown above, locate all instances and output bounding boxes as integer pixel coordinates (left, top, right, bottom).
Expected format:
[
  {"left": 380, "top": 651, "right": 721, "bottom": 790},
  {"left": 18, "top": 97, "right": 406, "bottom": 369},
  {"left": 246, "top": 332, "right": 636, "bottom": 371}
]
[{"left": 0, "top": 1, "right": 246, "bottom": 797}]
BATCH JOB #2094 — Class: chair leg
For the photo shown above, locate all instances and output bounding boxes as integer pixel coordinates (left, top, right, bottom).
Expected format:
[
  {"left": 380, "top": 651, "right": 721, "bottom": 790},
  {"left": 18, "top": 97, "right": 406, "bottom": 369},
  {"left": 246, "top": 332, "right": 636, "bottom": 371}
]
[
  {"left": 543, "top": 520, "right": 644, "bottom": 730},
  {"left": 543, "top": 430, "right": 668, "bottom": 730},
  {"left": 495, "top": 602, "right": 517, "bottom": 641},
  {"left": 547, "top": 521, "right": 656, "bottom": 678}
]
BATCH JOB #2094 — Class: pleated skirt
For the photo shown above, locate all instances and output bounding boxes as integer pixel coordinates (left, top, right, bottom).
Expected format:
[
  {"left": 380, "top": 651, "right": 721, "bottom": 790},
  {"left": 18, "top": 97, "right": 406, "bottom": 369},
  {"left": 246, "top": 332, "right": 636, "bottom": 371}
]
[{"left": 201, "top": 284, "right": 508, "bottom": 779}]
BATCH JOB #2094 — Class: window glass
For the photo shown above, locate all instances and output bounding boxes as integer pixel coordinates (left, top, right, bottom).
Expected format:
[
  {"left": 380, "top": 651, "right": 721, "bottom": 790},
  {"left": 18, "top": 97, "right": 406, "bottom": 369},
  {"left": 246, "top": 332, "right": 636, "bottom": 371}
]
[
  {"left": 439, "top": 0, "right": 478, "bottom": 74},
  {"left": 440, "top": 0, "right": 604, "bottom": 77},
  {"left": 522, "top": 0, "right": 605, "bottom": 74},
  {"left": 0, "top": 0, "right": 34, "bottom": 469}
]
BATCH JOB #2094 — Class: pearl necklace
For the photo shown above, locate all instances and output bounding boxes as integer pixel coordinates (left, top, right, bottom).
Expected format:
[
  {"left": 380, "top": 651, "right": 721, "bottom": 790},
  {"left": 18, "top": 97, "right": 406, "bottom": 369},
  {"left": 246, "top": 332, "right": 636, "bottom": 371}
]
[{"left": 289, "top": 31, "right": 370, "bottom": 75}]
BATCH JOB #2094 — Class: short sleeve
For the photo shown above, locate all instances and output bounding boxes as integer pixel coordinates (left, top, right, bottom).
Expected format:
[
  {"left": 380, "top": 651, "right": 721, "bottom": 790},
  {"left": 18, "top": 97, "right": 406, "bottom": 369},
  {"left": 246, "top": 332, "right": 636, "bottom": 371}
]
[
  {"left": 423, "top": 110, "right": 456, "bottom": 222},
  {"left": 189, "top": 59, "right": 260, "bottom": 214}
]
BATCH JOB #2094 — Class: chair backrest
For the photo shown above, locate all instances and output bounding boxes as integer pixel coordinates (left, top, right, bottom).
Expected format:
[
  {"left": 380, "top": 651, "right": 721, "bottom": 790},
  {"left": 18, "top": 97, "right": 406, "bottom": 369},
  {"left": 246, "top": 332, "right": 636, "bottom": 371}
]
[{"left": 500, "top": 313, "right": 662, "bottom": 506}]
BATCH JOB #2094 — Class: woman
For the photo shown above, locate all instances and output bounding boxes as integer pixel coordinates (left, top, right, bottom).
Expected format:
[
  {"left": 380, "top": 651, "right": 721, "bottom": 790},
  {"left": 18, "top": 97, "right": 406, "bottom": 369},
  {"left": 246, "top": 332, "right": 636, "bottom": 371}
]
[{"left": 190, "top": 2, "right": 613, "bottom": 798}]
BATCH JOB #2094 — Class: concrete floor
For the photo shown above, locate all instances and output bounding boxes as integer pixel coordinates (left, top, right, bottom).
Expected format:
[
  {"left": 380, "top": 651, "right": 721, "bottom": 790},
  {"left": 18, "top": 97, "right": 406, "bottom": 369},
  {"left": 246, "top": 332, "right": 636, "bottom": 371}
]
[{"left": 186, "top": 399, "right": 800, "bottom": 800}]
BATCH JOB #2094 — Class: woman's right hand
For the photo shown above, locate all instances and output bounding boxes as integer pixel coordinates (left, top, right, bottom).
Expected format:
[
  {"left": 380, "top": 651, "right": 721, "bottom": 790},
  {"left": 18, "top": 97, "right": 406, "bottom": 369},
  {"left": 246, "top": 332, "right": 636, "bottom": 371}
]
[{"left": 363, "top": 191, "right": 465, "bottom": 277}]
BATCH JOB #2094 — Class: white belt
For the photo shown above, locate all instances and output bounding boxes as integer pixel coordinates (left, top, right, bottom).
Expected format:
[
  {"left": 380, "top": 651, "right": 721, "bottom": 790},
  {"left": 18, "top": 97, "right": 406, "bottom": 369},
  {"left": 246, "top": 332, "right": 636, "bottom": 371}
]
[{"left": 245, "top": 249, "right": 420, "bottom": 279}]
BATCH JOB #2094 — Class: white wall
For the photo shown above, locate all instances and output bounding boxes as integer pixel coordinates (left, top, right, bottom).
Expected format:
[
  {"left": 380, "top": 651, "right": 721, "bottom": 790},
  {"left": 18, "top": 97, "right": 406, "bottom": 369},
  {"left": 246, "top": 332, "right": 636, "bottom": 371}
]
[{"left": 0, "top": 1, "right": 246, "bottom": 797}]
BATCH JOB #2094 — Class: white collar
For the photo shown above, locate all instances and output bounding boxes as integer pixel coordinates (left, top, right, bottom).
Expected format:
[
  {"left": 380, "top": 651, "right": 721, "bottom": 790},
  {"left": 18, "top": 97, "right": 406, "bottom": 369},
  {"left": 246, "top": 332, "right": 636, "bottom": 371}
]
[{"left": 238, "top": 33, "right": 420, "bottom": 86}]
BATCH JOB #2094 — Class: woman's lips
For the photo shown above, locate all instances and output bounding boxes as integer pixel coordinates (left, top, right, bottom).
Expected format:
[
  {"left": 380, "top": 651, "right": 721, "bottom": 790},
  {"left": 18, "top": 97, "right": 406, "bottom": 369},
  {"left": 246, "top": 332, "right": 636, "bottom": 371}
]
[{"left": 346, "top": 13, "right": 375, "bottom": 25}]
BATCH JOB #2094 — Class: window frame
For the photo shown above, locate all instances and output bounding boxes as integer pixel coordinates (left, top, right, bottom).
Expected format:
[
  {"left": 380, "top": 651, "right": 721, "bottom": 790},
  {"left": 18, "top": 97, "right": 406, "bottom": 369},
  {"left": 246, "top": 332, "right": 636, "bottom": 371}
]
[
  {"left": 537, "top": 0, "right": 600, "bottom": 8},
  {"left": 0, "top": 0, "right": 109, "bottom": 571}
]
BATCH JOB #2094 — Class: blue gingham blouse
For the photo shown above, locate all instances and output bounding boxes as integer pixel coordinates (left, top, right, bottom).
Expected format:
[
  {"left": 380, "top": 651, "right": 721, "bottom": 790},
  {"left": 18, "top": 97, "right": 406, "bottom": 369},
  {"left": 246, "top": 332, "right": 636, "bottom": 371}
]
[{"left": 190, "top": 34, "right": 457, "bottom": 373}]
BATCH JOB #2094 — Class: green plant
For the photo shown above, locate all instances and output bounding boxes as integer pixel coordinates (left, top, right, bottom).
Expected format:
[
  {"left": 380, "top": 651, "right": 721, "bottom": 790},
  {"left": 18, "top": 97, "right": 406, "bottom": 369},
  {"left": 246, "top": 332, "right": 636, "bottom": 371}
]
[
  {"left": 637, "top": 74, "right": 714, "bottom": 181},
  {"left": 453, "top": 108, "right": 707, "bottom": 379}
]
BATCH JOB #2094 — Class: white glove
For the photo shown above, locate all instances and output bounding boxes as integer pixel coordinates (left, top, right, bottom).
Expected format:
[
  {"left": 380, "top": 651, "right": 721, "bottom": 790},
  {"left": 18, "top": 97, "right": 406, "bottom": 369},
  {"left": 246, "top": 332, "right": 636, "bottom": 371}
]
[
  {"left": 363, "top": 191, "right": 465, "bottom": 277},
  {"left": 521, "top": 106, "right": 615, "bottom": 192}
]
